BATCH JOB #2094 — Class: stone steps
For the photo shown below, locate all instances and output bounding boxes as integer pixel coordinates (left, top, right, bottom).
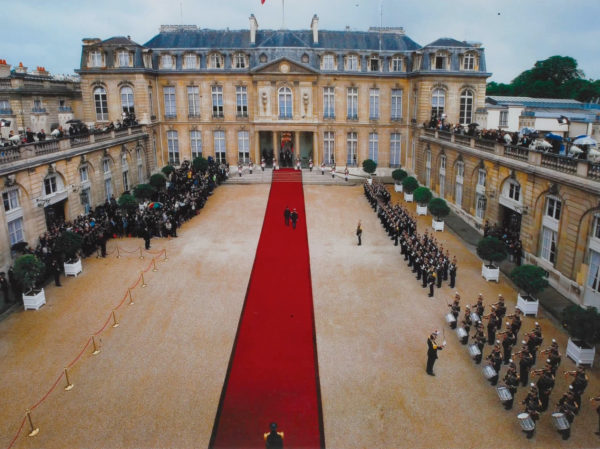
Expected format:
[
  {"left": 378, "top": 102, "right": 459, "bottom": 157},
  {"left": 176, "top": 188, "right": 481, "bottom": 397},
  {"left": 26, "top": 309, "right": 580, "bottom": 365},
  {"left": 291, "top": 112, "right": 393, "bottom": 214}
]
[{"left": 224, "top": 168, "right": 366, "bottom": 185}]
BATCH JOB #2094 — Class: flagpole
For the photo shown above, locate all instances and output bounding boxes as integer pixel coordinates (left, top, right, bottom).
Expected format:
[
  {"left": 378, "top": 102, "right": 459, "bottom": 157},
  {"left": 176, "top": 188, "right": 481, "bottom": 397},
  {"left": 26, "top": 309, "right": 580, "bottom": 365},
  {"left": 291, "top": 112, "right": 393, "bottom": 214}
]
[{"left": 282, "top": 0, "right": 285, "bottom": 29}]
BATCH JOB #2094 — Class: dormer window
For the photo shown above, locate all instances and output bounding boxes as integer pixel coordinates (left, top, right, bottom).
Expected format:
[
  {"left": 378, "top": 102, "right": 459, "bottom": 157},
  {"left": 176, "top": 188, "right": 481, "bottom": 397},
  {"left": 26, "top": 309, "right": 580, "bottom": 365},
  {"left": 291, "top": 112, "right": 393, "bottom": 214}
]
[
  {"left": 161, "top": 54, "right": 174, "bottom": 69},
  {"left": 391, "top": 56, "right": 403, "bottom": 72},
  {"left": 345, "top": 54, "right": 359, "bottom": 71},
  {"left": 369, "top": 56, "right": 380, "bottom": 72},
  {"left": 89, "top": 50, "right": 103, "bottom": 68},
  {"left": 117, "top": 50, "right": 130, "bottom": 68},
  {"left": 434, "top": 55, "right": 446, "bottom": 70},
  {"left": 184, "top": 53, "right": 198, "bottom": 69},
  {"left": 233, "top": 53, "right": 247, "bottom": 69},
  {"left": 463, "top": 52, "right": 475, "bottom": 71},
  {"left": 322, "top": 54, "right": 336, "bottom": 71},
  {"left": 209, "top": 53, "right": 224, "bottom": 69},
  {"left": 259, "top": 53, "right": 268, "bottom": 63}
]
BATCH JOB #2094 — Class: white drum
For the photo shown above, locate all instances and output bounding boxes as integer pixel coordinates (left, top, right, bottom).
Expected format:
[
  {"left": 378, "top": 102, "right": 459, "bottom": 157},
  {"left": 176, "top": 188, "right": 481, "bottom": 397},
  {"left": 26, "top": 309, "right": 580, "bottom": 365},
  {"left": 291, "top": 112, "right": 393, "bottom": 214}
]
[
  {"left": 445, "top": 312, "right": 456, "bottom": 325},
  {"left": 518, "top": 413, "right": 535, "bottom": 431},
  {"left": 496, "top": 386, "right": 512, "bottom": 402},
  {"left": 456, "top": 327, "right": 467, "bottom": 339},
  {"left": 470, "top": 312, "right": 480, "bottom": 323},
  {"left": 468, "top": 344, "right": 481, "bottom": 358},
  {"left": 482, "top": 364, "right": 497, "bottom": 379},
  {"left": 552, "top": 412, "right": 570, "bottom": 431}
]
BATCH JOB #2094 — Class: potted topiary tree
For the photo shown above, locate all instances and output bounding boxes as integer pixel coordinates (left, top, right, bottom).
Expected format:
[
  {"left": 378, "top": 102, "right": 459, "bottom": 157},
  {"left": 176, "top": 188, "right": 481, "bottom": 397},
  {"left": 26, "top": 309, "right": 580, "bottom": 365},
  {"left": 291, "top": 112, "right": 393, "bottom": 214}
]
[
  {"left": 118, "top": 193, "right": 138, "bottom": 214},
  {"left": 510, "top": 264, "right": 549, "bottom": 316},
  {"left": 133, "top": 183, "right": 155, "bottom": 201},
  {"left": 362, "top": 159, "right": 377, "bottom": 184},
  {"left": 428, "top": 197, "right": 450, "bottom": 232},
  {"left": 55, "top": 230, "right": 83, "bottom": 276},
  {"left": 476, "top": 236, "right": 507, "bottom": 282},
  {"left": 161, "top": 165, "right": 175, "bottom": 177},
  {"left": 562, "top": 305, "right": 599, "bottom": 366},
  {"left": 392, "top": 168, "right": 407, "bottom": 192},
  {"left": 192, "top": 156, "right": 209, "bottom": 173},
  {"left": 13, "top": 254, "right": 46, "bottom": 310},
  {"left": 149, "top": 173, "right": 167, "bottom": 191},
  {"left": 413, "top": 187, "right": 433, "bottom": 216},
  {"left": 402, "top": 176, "right": 419, "bottom": 202}
]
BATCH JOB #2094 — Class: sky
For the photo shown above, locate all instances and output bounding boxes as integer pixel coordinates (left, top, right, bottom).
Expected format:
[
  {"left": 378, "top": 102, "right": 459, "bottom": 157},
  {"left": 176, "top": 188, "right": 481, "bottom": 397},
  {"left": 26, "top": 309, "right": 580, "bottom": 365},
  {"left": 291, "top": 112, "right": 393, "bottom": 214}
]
[{"left": 4, "top": 0, "right": 600, "bottom": 84}]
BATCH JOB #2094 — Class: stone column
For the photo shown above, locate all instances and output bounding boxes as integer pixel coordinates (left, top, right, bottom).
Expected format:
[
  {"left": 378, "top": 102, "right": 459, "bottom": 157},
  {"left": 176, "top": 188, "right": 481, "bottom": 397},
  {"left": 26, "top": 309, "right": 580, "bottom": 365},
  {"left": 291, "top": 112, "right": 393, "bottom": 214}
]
[
  {"left": 254, "top": 130, "right": 260, "bottom": 163},
  {"left": 272, "top": 131, "right": 278, "bottom": 164},
  {"left": 294, "top": 131, "right": 300, "bottom": 162},
  {"left": 313, "top": 130, "right": 319, "bottom": 165}
]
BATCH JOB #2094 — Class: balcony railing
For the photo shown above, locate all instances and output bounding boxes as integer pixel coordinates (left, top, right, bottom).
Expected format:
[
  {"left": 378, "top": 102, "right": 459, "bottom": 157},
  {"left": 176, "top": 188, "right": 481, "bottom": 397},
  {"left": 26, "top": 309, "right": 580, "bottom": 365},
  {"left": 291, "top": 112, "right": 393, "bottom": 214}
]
[
  {"left": 0, "top": 108, "right": 13, "bottom": 115},
  {"left": 70, "top": 135, "right": 90, "bottom": 147},
  {"left": 438, "top": 130, "right": 452, "bottom": 141},
  {"left": 541, "top": 153, "right": 577, "bottom": 174},
  {"left": 504, "top": 145, "right": 529, "bottom": 161},
  {"left": 589, "top": 162, "right": 600, "bottom": 180},
  {"left": 474, "top": 139, "right": 496, "bottom": 152},
  {"left": 0, "top": 79, "right": 12, "bottom": 88},
  {"left": 31, "top": 107, "right": 47, "bottom": 114},
  {"left": 58, "top": 106, "right": 72, "bottom": 113}
]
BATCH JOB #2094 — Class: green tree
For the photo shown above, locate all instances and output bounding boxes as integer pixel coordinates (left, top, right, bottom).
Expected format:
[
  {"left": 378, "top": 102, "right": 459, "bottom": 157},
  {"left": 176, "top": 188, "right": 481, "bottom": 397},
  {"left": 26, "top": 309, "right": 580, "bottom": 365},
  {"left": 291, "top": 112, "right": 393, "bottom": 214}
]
[
  {"left": 362, "top": 159, "right": 377, "bottom": 176},
  {"left": 428, "top": 198, "right": 450, "bottom": 221},
  {"left": 13, "top": 254, "right": 45, "bottom": 294},
  {"left": 133, "top": 183, "right": 155, "bottom": 200},
  {"left": 476, "top": 237, "right": 507, "bottom": 267},
  {"left": 562, "top": 306, "right": 600, "bottom": 344},
  {"left": 193, "top": 156, "right": 209, "bottom": 173},
  {"left": 54, "top": 231, "right": 83, "bottom": 263},
  {"left": 118, "top": 193, "right": 138, "bottom": 213},
  {"left": 392, "top": 169, "right": 407, "bottom": 183},
  {"left": 413, "top": 187, "right": 433, "bottom": 206},
  {"left": 510, "top": 265, "right": 549, "bottom": 298},
  {"left": 402, "top": 176, "right": 419, "bottom": 194},
  {"left": 149, "top": 173, "right": 167, "bottom": 190},
  {"left": 161, "top": 165, "right": 175, "bottom": 177}
]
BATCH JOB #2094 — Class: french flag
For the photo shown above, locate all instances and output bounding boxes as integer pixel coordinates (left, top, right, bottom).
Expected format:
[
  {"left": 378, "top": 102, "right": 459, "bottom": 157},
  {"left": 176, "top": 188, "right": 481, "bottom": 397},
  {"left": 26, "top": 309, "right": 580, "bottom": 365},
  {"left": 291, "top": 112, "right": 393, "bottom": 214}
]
[{"left": 261, "top": 0, "right": 266, "bottom": 3}]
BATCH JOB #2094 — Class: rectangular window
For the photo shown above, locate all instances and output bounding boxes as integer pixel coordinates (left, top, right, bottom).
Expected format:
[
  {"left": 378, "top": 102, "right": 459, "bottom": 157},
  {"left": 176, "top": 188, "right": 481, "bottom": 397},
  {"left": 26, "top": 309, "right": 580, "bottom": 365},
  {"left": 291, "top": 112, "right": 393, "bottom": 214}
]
[
  {"left": 322, "top": 54, "right": 335, "bottom": 70},
  {"left": 212, "top": 85, "right": 224, "bottom": 118},
  {"left": 368, "top": 133, "right": 378, "bottom": 162},
  {"left": 90, "top": 51, "right": 103, "bottom": 67},
  {"left": 161, "top": 54, "right": 173, "bottom": 69},
  {"left": 236, "top": 86, "right": 248, "bottom": 117},
  {"left": 390, "top": 133, "right": 401, "bottom": 167},
  {"left": 323, "top": 131, "right": 335, "bottom": 165},
  {"left": 347, "top": 132, "right": 357, "bottom": 166},
  {"left": 455, "top": 181, "right": 463, "bottom": 207},
  {"left": 478, "top": 169, "right": 486, "bottom": 187},
  {"left": 2, "top": 189, "right": 19, "bottom": 211},
  {"left": 167, "top": 130, "right": 180, "bottom": 165},
  {"left": 105, "top": 178, "right": 112, "bottom": 200},
  {"left": 499, "top": 110, "right": 508, "bottom": 127},
  {"left": 214, "top": 130, "right": 226, "bottom": 164},
  {"left": 187, "top": 86, "right": 200, "bottom": 117},
  {"left": 369, "top": 56, "right": 380, "bottom": 71},
  {"left": 369, "top": 88, "right": 380, "bottom": 120},
  {"left": 81, "top": 187, "right": 91, "bottom": 213},
  {"left": 103, "top": 159, "right": 111, "bottom": 174},
  {"left": 137, "top": 164, "right": 144, "bottom": 183},
  {"left": 79, "top": 166, "right": 89, "bottom": 183},
  {"left": 545, "top": 197, "right": 561, "bottom": 220},
  {"left": 347, "top": 87, "right": 358, "bottom": 119},
  {"left": 594, "top": 216, "right": 600, "bottom": 239},
  {"left": 184, "top": 54, "right": 197, "bottom": 69},
  {"left": 122, "top": 171, "right": 129, "bottom": 192},
  {"left": 7, "top": 217, "right": 24, "bottom": 246},
  {"left": 457, "top": 162, "right": 464, "bottom": 178},
  {"left": 44, "top": 176, "right": 57, "bottom": 195},
  {"left": 234, "top": 53, "right": 246, "bottom": 69},
  {"left": 541, "top": 226, "right": 557, "bottom": 264},
  {"left": 476, "top": 193, "right": 486, "bottom": 219},
  {"left": 148, "top": 87, "right": 154, "bottom": 117},
  {"left": 118, "top": 51, "right": 129, "bottom": 67},
  {"left": 346, "top": 55, "right": 358, "bottom": 71},
  {"left": 435, "top": 56, "right": 445, "bottom": 70},
  {"left": 439, "top": 174, "right": 445, "bottom": 198},
  {"left": 509, "top": 183, "right": 520, "bottom": 202},
  {"left": 164, "top": 86, "right": 176, "bottom": 118},
  {"left": 588, "top": 250, "right": 600, "bottom": 293},
  {"left": 238, "top": 131, "right": 249, "bottom": 163},
  {"left": 463, "top": 53, "right": 475, "bottom": 70},
  {"left": 426, "top": 167, "right": 431, "bottom": 188},
  {"left": 391, "top": 89, "right": 403, "bottom": 120},
  {"left": 323, "top": 87, "right": 335, "bottom": 119},
  {"left": 190, "top": 131, "right": 202, "bottom": 158},
  {"left": 392, "top": 57, "right": 403, "bottom": 72}
]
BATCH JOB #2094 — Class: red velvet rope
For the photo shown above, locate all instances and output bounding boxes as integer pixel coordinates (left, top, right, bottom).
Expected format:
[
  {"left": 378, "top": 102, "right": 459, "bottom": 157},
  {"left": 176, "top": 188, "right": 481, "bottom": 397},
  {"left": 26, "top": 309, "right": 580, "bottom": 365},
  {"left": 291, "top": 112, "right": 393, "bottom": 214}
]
[
  {"left": 30, "top": 371, "right": 65, "bottom": 411},
  {"left": 67, "top": 337, "right": 92, "bottom": 369},
  {"left": 5, "top": 416, "right": 26, "bottom": 449}
]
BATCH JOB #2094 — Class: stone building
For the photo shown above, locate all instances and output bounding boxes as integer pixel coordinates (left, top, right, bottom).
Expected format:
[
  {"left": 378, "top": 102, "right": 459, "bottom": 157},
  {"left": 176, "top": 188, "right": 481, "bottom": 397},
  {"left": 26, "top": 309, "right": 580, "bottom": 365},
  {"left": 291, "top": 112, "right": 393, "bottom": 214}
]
[{"left": 0, "top": 60, "right": 82, "bottom": 137}]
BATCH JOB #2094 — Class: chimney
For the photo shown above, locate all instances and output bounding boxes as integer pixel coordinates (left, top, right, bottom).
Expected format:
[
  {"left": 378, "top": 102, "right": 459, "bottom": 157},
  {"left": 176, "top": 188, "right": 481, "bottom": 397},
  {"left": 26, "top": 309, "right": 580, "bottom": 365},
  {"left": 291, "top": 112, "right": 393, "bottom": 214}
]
[
  {"left": 82, "top": 38, "right": 102, "bottom": 46},
  {"left": 0, "top": 60, "right": 10, "bottom": 78},
  {"left": 311, "top": 14, "right": 319, "bottom": 44},
  {"left": 249, "top": 14, "right": 258, "bottom": 45},
  {"left": 16, "top": 62, "right": 27, "bottom": 74}
]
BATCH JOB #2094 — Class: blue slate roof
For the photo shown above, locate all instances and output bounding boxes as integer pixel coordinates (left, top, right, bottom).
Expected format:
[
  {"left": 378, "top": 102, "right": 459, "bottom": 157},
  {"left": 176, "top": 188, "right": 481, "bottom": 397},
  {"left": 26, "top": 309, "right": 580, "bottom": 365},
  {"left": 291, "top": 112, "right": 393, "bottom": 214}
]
[
  {"left": 144, "top": 28, "right": 421, "bottom": 51},
  {"left": 424, "top": 38, "right": 474, "bottom": 48}
]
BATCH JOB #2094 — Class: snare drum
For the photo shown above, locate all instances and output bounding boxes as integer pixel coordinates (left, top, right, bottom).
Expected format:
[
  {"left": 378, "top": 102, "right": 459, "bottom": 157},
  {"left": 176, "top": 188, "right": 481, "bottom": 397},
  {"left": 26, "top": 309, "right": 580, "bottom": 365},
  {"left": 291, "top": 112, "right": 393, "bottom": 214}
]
[
  {"left": 518, "top": 413, "right": 536, "bottom": 432},
  {"left": 482, "top": 364, "right": 497, "bottom": 380},
  {"left": 445, "top": 312, "right": 456, "bottom": 324},
  {"left": 468, "top": 343, "right": 481, "bottom": 358},
  {"left": 456, "top": 327, "right": 467, "bottom": 339},
  {"left": 552, "top": 412, "right": 570, "bottom": 431},
  {"left": 496, "top": 386, "right": 512, "bottom": 402},
  {"left": 470, "top": 312, "right": 480, "bottom": 323}
]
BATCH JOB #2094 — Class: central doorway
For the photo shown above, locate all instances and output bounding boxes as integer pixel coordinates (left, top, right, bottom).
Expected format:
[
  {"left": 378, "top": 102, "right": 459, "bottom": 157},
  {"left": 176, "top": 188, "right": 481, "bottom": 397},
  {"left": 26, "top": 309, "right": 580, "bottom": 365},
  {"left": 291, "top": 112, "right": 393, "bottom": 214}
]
[{"left": 279, "top": 131, "right": 294, "bottom": 167}]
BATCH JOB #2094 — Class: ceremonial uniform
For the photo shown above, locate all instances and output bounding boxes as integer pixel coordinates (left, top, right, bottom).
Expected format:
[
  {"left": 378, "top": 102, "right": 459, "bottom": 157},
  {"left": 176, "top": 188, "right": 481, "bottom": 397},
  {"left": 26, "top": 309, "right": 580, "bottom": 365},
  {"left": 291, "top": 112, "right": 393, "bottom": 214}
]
[{"left": 426, "top": 332, "right": 444, "bottom": 376}]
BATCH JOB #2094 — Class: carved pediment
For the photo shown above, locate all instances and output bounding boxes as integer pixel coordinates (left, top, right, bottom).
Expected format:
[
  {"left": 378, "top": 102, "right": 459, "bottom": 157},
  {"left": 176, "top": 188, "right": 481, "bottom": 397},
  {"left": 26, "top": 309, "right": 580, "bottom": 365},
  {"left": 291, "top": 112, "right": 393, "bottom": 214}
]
[{"left": 251, "top": 57, "right": 318, "bottom": 75}]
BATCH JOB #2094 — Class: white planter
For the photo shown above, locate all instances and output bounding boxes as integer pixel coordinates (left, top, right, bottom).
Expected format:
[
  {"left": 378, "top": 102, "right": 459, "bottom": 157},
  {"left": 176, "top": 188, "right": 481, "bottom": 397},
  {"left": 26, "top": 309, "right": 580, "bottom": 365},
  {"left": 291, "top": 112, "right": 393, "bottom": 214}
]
[
  {"left": 566, "top": 337, "right": 596, "bottom": 366},
  {"left": 416, "top": 205, "right": 428, "bottom": 216},
  {"left": 394, "top": 183, "right": 403, "bottom": 192},
  {"left": 404, "top": 192, "right": 414, "bottom": 202},
  {"left": 481, "top": 264, "right": 500, "bottom": 282},
  {"left": 516, "top": 293, "right": 539, "bottom": 316},
  {"left": 367, "top": 178, "right": 373, "bottom": 185},
  {"left": 64, "top": 258, "right": 82, "bottom": 277},
  {"left": 23, "top": 288, "right": 46, "bottom": 311},
  {"left": 432, "top": 219, "right": 445, "bottom": 232}
]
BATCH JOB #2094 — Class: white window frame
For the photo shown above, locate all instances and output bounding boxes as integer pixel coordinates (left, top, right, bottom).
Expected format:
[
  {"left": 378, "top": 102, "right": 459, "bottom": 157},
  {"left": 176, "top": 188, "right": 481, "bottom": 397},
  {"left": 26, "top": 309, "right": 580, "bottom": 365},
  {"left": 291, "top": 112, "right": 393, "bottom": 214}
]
[
  {"left": 439, "top": 173, "right": 445, "bottom": 198},
  {"left": 190, "top": 131, "right": 202, "bottom": 158},
  {"left": 594, "top": 215, "right": 600, "bottom": 240},
  {"left": 391, "top": 56, "right": 403, "bottom": 72},
  {"left": 390, "top": 133, "right": 401, "bottom": 167},
  {"left": 434, "top": 55, "right": 446, "bottom": 70},
  {"left": 167, "top": 130, "right": 180, "bottom": 165},
  {"left": 345, "top": 54, "right": 359, "bottom": 71},
  {"left": 238, "top": 131, "right": 250, "bottom": 163},
  {"left": 164, "top": 86, "right": 176, "bottom": 118},
  {"left": 499, "top": 110, "right": 508, "bottom": 127},
  {"left": 323, "top": 87, "right": 335, "bottom": 119},
  {"left": 160, "top": 54, "right": 174, "bottom": 69},
  {"left": 369, "top": 88, "right": 380, "bottom": 120},
  {"left": 103, "top": 158, "right": 111, "bottom": 175},
  {"left": 322, "top": 54, "right": 336, "bottom": 70},
  {"left": 234, "top": 53, "right": 246, "bottom": 69},
  {"left": 89, "top": 50, "right": 103, "bottom": 68},
  {"left": 184, "top": 53, "right": 198, "bottom": 70},
  {"left": 347, "top": 87, "right": 358, "bottom": 119},
  {"left": 391, "top": 89, "right": 403, "bottom": 120},
  {"left": 278, "top": 87, "right": 292, "bottom": 119},
  {"left": 104, "top": 178, "right": 112, "bottom": 200},
  {"left": 347, "top": 132, "right": 357, "bottom": 166},
  {"left": 475, "top": 194, "right": 486, "bottom": 220},
  {"left": 426, "top": 151, "right": 432, "bottom": 187},
  {"left": 120, "top": 86, "right": 134, "bottom": 114},
  {"left": 44, "top": 175, "right": 58, "bottom": 196},
  {"left": 463, "top": 53, "right": 475, "bottom": 71},
  {"left": 187, "top": 86, "right": 200, "bottom": 117},
  {"left": 545, "top": 196, "right": 562, "bottom": 221},
  {"left": 323, "top": 131, "right": 335, "bottom": 165},
  {"left": 541, "top": 226, "right": 558, "bottom": 264},
  {"left": 369, "top": 56, "right": 380, "bottom": 72},
  {"left": 214, "top": 130, "right": 226, "bottom": 164},
  {"left": 209, "top": 53, "right": 223, "bottom": 69},
  {"left": 368, "top": 132, "right": 379, "bottom": 162},
  {"left": 431, "top": 88, "right": 445, "bottom": 118},
  {"left": 236, "top": 86, "right": 248, "bottom": 117},
  {"left": 587, "top": 249, "right": 600, "bottom": 293},
  {"left": 94, "top": 87, "right": 108, "bottom": 121},
  {"left": 136, "top": 149, "right": 144, "bottom": 182},
  {"left": 212, "top": 85, "right": 224, "bottom": 118},
  {"left": 2, "top": 189, "right": 20, "bottom": 211},
  {"left": 460, "top": 89, "right": 474, "bottom": 125},
  {"left": 7, "top": 217, "right": 24, "bottom": 246},
  {"left": 117, "top": 50, "right": 130, "bottom": 68},
  {"left": 79, "top": 165, "right": 89, "bottom": 183}
]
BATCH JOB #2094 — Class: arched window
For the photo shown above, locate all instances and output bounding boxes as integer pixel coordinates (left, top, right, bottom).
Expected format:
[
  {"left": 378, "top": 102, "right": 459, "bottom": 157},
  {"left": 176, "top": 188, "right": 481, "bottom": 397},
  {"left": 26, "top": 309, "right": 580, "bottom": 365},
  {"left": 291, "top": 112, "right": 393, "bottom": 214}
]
[
  {"left": 121, "top": 153, "right": 129, "bottom": 191},
  {"left": 120, "top": 86, "right": 134, "bottom": 115},
  {"left": 540, "top": 195, "right": 561, "bottom": 264},
  {"left": 431, "top": 88, "right": 445, "bottom": 120},
  {"left": 460, "top": 89, "right": 474, "bottom": 125},
  {"left": 502, "top": 178, "right": 521, "bottom": 203},
  {"left": 322, "top": 54, "right": 336, "bottom": 70},
  {"left": 93, "top": 87, "right": 108, "bottom": 121},
  {"left": 425, "top": 149, "right": 432, "bottom": 187},
  {"left": 278, "top": 87, "right": 292, "bottom": 119},
  {"left": 439, "top": 154, "right": 446, "bottom": 197},
  {"left": 455, "top": 161, "right": 464, "bottom": 208},
  {"left": 586, "top": 215, "right": 600, "bottom": 300},
  {"left": 233, "top": 53, "right": 247, "bottom": 69},
  {"left": 136, "top": 147, "right": 145, "bottom": 182}
]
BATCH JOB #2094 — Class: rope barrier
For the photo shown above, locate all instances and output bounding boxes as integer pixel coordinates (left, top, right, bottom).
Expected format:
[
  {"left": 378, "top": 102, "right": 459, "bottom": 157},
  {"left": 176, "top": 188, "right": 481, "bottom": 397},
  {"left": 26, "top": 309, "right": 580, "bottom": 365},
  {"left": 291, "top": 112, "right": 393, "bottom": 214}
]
[
  {"left": 67, "top": 338, "right": 92, "bottom": 369},
  {"left": 93, "top": 313, "right": 113, "bottom": 336},
  {"left": 117, "top": 246, "right": 142, "bottom": 254},
  {"left": 113, "top": 290, "right": 130, "bottom": 311},
  {"left": 29, "top": 371, "right": 65, "bottom": 411},
  {"left": 5, "top": 416, "right": 26, "bottom": 449}
]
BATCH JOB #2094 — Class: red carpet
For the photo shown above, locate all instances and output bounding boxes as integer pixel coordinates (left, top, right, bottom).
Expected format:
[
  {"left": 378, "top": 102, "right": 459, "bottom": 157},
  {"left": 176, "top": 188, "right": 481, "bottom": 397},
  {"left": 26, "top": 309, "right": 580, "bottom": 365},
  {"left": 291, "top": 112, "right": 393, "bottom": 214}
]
[{"left": 210, "top": 169, "right": 324, "bottom": 449}]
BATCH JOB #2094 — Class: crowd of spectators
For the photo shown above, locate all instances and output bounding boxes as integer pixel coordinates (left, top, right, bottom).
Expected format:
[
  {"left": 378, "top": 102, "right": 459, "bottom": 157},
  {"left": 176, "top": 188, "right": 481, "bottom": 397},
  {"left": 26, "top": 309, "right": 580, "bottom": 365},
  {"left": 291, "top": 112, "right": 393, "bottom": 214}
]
[{"left": 483, "top": 220, "right": 523, "bottom": 265}]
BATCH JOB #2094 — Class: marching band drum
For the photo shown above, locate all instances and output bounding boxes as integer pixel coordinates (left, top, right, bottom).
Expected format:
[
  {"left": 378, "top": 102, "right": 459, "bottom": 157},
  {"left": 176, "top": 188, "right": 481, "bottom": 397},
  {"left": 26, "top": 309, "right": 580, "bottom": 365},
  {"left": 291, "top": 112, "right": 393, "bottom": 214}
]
[
  {"left": 468, "top": 343, "right": 481, "bottom": 359},
  {"left": 445, "top": 312, "right": 456, "bottom": 325},
  {"left": 482, "top": 364, "right": 497, "bottom": 380},
  {"left": 551, "top": 412, "right": 570, "bottom": 431},
  {"left": 470, "top": 312, "right": 480, "bottom": 323},
  {"left": 517, "top": 412, "right": 536, "bottom": 438},
  {"left": 496, "top": 386, "right": 512, "bottom": 402},
  {"left": 456, "top": 327, "right": 467, "bottom": 340}
]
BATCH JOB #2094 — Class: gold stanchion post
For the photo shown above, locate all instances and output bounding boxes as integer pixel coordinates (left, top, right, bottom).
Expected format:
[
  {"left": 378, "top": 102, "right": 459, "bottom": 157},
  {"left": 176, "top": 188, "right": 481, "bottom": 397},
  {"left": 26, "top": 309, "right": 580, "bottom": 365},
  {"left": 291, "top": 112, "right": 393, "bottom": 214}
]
[
  {"left": 164, "top": 249, "right": 168, "bottom": 261},
  {"left": 64, "top": 367, "right": 74, "bottom": 391},
  {"left": 152, "top": 259, "right": 158, "bottom": 272},
  {"left": 91, "top": 335, "right": 100, "bottom": 355},
  {"left": 141, "top": 272, "right": 147, "bottom": 288},
  {"left": 116, "top": 246, "right": 120, "bottom": 259},
  {"left": 111, "top": 310, "right": 119, "bottom": 328},
  {"left": 139, "top": 247, "right": 144, "bottom": 259},
  {"left": 26, "top": 409, "right": 39, "bottom": 437},
  {"left": 128, "top": 288, "right": 134, "bottom": 305}
]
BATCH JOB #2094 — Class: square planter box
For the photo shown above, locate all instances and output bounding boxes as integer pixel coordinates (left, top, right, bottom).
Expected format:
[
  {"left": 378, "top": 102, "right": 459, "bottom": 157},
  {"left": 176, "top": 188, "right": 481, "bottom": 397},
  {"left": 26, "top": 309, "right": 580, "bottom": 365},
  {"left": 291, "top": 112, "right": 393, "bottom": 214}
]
[
  {"left": 416, "top": 205, "right": 428, "bottom": 216},
  {"left": 516, "top": 293, "right": 539, "bottom": 316},
  {"left": 432, "top": 219, "right": 445, "bottom": 232},
  {"left": 566, "top": 338, "right": 595, "bottom": 366},
  {"left": 64, "top": 258, "right": 82, "bottom": 277},
  {"left": 394, "top": 183, "right": 403, "bottom": 192},
  {"left": 481, "top": 264, "right": 499, "bottom": 282},
  {"left": 404, "top": 192, "right": 414, "bottom": 203},
  {"left": 23, "top": 288, "right": 46, "bottom": 311}
]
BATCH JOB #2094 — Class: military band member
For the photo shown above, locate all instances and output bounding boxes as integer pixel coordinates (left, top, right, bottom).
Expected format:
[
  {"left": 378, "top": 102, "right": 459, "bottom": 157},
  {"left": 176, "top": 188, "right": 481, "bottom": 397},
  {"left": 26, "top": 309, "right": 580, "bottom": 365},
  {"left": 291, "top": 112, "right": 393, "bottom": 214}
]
[
  {"left": 502, "top": 361, "right": 520, "bottom": 410},
  {"left": 522, "top": 384, "right": 542, "bottom": 421},
  {"left": 525, "top": 322, "right": 543, "bottom": 365},
  {"left": 492, "top": 294, "right": 507, "bottom": 330},
  {"left": 566, "top": 367, "right": 588, "bottom": 412},
  {"left": 507, "top": 308, "right": 523, "bottom": 336},
  {"left": 486, "top": 342, "right": 503, "bottom": 386},
  {"left": 532, "top": 365, "right": 555, "bottom": 411},
  {"left": 472, "top": 322, "right": 486, "bottom": 364},
  {"left": 499, "top": 328, "right": 517, "bottom": 365},
  {"left": 483, "top": 307, "right": 499, "bottom": 345},
  {"left": 459, "top": 305, "right": 472, "bottom": 345},
  {"left": 428, "top": 269, "right": 436, "bottom": 298},
  {"left": 448, "top": 259, "right": 457, "bottom": 288},
  {"left": 426, "top": 330, "right": 445, "bottom": 376},
  {"left": 557, "top": 390, "right": 578, "bottom": 439},
  {"left": 447, "top": 294, "right": 460, "bottom": 329},
  {"left": 472, "top": 293, "right": 485, "bottom": 318},
  {"left": 590, "top": 395, "right": 600, "bottom": 435},
  {"left": 518, "top": 344, "right": 534, "bottom": 387}
]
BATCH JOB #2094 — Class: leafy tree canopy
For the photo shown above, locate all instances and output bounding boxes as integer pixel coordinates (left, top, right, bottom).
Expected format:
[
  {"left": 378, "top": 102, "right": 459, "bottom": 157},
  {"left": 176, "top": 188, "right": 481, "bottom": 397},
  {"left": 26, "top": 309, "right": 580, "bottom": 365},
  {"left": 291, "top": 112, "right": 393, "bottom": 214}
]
[{"left": 362, "top": 159, "right": 377, "bottom": 175}]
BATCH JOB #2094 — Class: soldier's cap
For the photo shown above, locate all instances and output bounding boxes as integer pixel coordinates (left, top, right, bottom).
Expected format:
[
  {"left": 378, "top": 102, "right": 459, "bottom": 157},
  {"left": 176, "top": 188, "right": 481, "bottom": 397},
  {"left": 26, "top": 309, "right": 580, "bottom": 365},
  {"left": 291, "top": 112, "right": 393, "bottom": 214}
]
[
  {"left": 509, "top": 359, "right": 513, "bottom": 364},
  {"left": 546, "top": 359, "right": 551, "bottom": 364},
  {"left": 496, "top": 340, "right": 500, "bottom": 345},
  {"left": 270, "top": 422, "right": 278, "bottom": 431},
  {"left": 551, "top": 338, "right": 557, "bottom": 344},
  {"left": 521, "top": 340, "right": 527, "bottom": 345}
]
